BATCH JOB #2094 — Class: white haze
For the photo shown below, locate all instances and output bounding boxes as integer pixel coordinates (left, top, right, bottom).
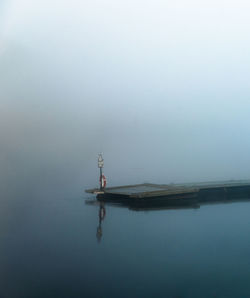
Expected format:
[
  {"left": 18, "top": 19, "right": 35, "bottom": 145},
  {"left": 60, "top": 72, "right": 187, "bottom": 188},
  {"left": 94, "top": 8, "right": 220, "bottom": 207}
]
[{"left": 1, "top": 0, "right": 250, "bottom": 190}]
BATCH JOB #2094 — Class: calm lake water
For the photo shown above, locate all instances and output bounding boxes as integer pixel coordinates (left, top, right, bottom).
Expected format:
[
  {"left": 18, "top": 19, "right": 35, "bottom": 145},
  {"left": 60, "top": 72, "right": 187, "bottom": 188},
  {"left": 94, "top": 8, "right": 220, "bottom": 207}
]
[{"left": 2, "top": 176, "right": 250, "bottom": 298}]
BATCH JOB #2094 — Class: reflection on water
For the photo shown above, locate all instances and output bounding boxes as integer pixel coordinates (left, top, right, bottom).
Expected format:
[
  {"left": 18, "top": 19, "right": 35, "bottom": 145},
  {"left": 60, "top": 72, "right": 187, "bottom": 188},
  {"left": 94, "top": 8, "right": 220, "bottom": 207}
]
[
  {"left": 96, "top": 202, "right": 106, "bottom": 242},
  {"left": 3, "top": 186, "right": 250, "bottom": 297},
  {"left": 85, "top": 198, "right": 250, "bottom": 298}
]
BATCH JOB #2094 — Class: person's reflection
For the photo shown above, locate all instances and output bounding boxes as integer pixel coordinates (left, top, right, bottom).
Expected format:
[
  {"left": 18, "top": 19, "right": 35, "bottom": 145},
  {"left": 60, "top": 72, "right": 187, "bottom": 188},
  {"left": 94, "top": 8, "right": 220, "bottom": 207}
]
[{"left": 96, "top": 202, "right": 106, "bottom": 242}]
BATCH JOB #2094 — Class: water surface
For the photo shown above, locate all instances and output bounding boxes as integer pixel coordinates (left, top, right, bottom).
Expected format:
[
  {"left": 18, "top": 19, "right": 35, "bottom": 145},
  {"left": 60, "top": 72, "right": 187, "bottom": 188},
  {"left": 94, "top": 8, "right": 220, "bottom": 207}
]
[{"left": 1, "top": 178, "right": 250, "bottom": 298}]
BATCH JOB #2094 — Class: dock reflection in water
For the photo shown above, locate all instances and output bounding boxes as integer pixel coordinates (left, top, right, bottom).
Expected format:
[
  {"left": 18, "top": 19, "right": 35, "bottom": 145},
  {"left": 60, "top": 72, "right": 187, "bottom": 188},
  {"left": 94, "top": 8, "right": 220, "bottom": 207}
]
[
  {"left": 85, "top": 198, "right": 199, "bottom": 241},
  {"left": 86, "top": 194, "right": 250, "bottom": 242},
  {"left": 83, "top": 195, "right": 250, "bottom": 297}
]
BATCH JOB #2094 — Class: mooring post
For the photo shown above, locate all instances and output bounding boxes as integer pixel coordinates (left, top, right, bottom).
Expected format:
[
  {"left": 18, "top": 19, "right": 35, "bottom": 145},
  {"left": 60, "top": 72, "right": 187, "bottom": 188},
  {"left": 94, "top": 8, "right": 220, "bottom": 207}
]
[{"left": 98, "top": 153, "right": 104, "bottom": 190}]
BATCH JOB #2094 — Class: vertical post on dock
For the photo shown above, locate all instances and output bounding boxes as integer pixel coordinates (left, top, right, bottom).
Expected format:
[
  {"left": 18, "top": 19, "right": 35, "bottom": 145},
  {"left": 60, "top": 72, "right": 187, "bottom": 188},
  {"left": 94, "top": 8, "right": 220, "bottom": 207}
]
[{"left": 98, "top": 153, "right": 104, "bottom": 190}]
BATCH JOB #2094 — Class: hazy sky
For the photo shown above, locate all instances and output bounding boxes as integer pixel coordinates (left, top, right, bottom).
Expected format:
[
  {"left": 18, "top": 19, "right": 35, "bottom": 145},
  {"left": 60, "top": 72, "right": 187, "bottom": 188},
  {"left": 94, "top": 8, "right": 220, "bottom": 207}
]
[{"left": 1, "top": 0, "right": 250, "bottom": 187}]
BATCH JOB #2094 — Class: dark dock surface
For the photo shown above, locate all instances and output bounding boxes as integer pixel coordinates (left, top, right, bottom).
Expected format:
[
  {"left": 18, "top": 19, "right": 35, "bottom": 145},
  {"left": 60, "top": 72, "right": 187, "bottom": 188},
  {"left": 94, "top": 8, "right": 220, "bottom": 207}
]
[{"left": 86, "top": 180, "right": 250, "bottom": 208}]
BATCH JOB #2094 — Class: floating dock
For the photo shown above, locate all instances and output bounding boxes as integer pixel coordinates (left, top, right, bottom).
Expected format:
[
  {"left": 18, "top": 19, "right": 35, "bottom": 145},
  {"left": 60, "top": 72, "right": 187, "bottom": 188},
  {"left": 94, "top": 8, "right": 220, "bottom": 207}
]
[
  {"left": 86, "top": 154, "right": 250, "bottom": 208},
  {"left": 86, "top": 180, "right": 250, "bottom": 208}
]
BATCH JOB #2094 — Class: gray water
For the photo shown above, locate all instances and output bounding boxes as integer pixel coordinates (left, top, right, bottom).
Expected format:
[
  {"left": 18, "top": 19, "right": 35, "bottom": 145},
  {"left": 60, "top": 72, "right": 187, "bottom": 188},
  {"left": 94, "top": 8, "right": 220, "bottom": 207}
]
[{"left": 2, "top": 172, "right": 250, "bottom": 298}]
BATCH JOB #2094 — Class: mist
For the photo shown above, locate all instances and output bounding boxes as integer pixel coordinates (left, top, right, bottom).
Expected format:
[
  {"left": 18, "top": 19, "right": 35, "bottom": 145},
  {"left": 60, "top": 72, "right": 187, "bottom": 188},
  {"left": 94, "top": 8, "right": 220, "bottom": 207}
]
[
  {"left": 2, "top": 0, "right": 250, "bottom": 192},
  {"left": 2, "top": 3, "right": 250, "bottom": 298}
]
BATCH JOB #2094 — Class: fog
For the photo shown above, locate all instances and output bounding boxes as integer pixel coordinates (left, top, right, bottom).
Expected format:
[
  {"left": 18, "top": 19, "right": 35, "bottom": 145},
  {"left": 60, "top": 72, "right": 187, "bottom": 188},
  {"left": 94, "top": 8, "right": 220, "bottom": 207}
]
[{"left": 2, "top": 0, "right": 250, "bottom": 192}]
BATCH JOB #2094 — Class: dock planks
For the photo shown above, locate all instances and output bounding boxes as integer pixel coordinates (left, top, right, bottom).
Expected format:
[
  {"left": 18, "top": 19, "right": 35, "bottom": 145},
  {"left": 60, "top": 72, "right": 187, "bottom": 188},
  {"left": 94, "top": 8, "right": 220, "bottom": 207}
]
[{"left": 86, "top": 180, "right": 250, "bottom": 199}]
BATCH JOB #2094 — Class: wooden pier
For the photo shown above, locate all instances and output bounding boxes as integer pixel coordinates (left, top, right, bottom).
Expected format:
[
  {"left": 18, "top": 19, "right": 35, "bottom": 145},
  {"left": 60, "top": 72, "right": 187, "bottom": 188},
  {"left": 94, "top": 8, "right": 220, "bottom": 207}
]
[
  {"left": 87, "top": 155, "right": 250, "bottom": 208},
  {"left": 86, "top": 180, "right": 250, "bottom": 208}
]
